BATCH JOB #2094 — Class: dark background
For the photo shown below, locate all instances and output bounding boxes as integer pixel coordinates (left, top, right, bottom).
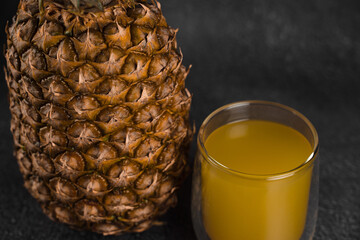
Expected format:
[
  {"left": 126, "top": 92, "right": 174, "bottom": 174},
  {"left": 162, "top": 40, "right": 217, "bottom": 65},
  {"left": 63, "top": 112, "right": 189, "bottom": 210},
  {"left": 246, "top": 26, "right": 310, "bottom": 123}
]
[{"left": 1, "top": 0, "right": 360, "bottom": 239}]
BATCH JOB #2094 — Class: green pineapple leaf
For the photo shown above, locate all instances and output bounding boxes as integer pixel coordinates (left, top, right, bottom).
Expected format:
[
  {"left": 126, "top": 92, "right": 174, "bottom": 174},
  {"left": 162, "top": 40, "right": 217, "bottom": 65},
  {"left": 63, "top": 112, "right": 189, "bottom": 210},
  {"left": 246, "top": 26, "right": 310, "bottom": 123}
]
[
  {"left": 70, "top": 0, "right": 103, "bottom": 10},
  {"left": 70, "top": 0, "right": 80, "bottom": 9}
]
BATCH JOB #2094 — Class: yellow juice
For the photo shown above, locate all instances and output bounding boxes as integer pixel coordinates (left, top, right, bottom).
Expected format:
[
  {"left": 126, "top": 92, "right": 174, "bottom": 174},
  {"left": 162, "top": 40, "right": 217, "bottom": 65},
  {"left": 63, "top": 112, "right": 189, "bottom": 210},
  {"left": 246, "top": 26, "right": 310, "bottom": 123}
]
[{"left": 202, "top": 120, "right": 314, "bottom": 240}]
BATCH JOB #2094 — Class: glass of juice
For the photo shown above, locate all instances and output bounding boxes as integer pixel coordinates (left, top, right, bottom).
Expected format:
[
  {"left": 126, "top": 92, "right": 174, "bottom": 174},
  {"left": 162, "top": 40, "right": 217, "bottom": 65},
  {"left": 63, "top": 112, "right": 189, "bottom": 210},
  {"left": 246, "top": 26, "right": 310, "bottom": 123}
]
[{"left": 191, "top": 100, "right": 319, "bottom": 240}]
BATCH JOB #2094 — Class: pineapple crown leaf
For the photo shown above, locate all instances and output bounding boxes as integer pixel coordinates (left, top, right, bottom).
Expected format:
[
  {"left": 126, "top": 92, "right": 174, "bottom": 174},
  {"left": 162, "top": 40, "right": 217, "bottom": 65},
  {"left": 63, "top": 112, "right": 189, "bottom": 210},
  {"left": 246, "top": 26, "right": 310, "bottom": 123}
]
[
  {"left": 39, "top": 0, "right": 137, "bottom": 12},
  {"left": 70, "top": 0, "right": 104, "bottom": 10},
  {"left": 70, "top": 0, "right": 81, "bottom": 9},
  {"left": 39, "top": 0, "right": 44, "bottom": 14},
  {"left": 39, "top": 0, "right": 105, "bottom": 12}
]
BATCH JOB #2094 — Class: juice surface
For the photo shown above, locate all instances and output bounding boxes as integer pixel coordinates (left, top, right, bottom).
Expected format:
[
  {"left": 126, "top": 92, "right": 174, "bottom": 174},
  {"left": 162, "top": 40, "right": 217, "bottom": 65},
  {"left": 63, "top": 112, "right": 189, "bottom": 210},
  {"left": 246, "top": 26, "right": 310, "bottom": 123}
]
[
  {"left": 201, "top": 120, "right": 314, "bottom": 240},
  {"left": 204, "top": 120, "right": 313, "bottom": 175}
]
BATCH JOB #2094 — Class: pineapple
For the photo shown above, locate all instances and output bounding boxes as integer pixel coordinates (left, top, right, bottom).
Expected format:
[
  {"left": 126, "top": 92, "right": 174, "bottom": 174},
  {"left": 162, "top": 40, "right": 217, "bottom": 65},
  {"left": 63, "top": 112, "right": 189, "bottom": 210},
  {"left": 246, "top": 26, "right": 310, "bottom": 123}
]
[{"left": 4, "top": 0, "right": 193, "bottom": 235}]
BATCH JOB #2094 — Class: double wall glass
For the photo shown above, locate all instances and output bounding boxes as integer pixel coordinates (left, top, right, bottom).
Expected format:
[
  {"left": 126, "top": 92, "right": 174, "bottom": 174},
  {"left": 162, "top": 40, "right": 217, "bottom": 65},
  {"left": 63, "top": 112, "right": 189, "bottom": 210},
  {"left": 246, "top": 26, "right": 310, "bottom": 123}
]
[{"left": 191, "top": 101, "right": 319, "bottom": 240}]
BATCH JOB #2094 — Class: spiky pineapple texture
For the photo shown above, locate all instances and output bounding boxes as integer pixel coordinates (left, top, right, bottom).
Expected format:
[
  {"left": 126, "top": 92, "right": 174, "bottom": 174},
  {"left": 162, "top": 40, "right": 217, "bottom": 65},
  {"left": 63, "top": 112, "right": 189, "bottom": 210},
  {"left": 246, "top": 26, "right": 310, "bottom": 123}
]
[{"left": 4, "top": 0, "right": 193, "bottom": 235}]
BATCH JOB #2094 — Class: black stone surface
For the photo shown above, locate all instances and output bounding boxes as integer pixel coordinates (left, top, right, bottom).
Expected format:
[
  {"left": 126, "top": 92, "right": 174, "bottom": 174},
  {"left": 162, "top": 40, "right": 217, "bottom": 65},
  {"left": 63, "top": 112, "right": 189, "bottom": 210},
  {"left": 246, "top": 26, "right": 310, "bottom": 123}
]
[{"left": 1, "top": 0, "right": 360, "bottom": 239}]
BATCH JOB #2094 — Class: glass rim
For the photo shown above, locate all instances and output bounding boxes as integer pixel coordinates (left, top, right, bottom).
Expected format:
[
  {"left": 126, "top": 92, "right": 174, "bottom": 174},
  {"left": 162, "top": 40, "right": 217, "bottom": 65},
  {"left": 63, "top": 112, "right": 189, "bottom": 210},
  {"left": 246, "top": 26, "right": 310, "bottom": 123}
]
[{"left": 197, "top": 100, "right": 319, "bottom": 180}]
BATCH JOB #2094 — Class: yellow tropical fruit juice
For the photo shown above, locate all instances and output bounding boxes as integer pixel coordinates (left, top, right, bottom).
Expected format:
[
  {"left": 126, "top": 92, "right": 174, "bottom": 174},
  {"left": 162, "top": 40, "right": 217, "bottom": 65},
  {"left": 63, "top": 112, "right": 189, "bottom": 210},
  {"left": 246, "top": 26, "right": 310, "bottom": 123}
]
[{"left": 202, "top": 120, "right": 314, "bottom": 240}]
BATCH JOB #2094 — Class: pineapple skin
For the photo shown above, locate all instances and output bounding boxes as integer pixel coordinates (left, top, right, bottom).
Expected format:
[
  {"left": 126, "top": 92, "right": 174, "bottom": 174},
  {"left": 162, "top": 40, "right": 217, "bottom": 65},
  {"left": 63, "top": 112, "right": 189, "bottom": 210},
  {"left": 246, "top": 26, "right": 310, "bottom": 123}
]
[{"left": 4, "top": 0, "right": 193, "bottom": 235}]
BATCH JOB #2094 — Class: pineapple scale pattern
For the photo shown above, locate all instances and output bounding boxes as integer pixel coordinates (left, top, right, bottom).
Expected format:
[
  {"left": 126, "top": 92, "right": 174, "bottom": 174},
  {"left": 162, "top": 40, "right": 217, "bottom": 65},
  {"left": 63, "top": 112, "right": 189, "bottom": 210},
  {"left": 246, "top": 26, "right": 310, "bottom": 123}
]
[{"left": 4, "top": 0, "right": 192, "bottom": 235}]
